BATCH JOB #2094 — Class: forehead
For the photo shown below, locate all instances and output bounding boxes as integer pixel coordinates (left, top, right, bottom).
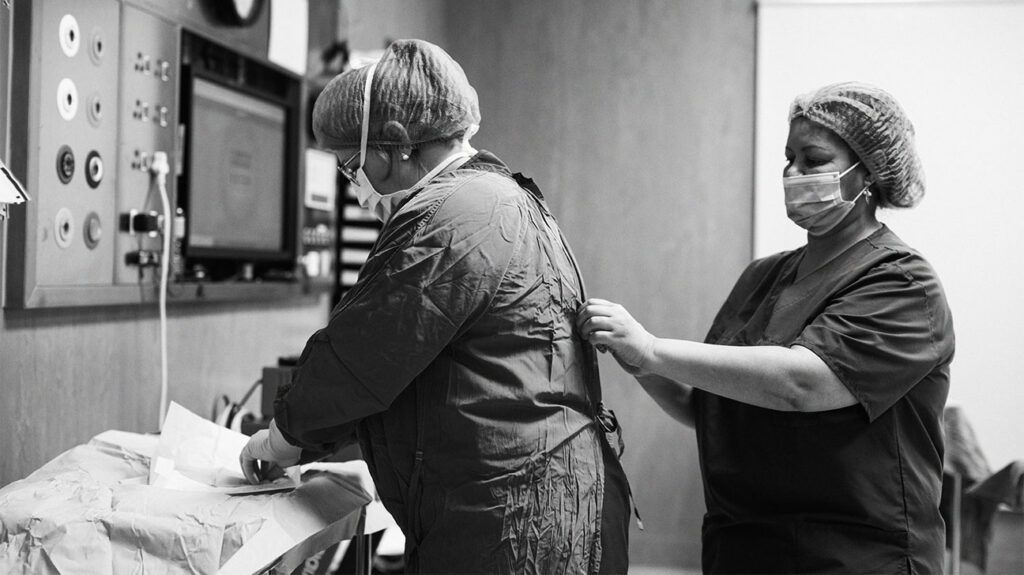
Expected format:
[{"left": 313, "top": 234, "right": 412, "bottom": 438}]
[{"left": 786, "top": 117, "right": 850, "bottom": 153}]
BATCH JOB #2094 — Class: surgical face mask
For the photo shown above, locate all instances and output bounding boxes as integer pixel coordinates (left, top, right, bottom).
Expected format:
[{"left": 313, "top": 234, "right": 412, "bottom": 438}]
[
  {"left": 353, "top": 62, "right": 476, "bottom": 223},
  {"left": 783, "top": 161, "right": 871, "bottom": 236},
  {"left": 354, "top": 152, "right": 470, "bottom": 222}
]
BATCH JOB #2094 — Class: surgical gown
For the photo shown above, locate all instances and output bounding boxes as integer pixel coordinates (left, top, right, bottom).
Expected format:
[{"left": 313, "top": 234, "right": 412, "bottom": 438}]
[
  {"left": 695, "top": 225, "right": 954, "bottom": 574},
  {"left": 275, "top": 152, "right": 629, "bottom": 574}
]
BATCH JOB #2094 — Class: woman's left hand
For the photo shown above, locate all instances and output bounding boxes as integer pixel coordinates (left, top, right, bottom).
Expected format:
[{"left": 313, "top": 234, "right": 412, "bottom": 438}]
[{"left": 576, "top": 298, "right": 656, "bottom": 372}]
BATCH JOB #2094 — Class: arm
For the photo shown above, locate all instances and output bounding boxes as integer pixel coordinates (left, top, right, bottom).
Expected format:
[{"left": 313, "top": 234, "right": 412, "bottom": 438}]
[
  {"left": 579, "top": 299, "right": 856, "bottom": 413},
  {"left": 605, "top": 347, "right": 696, "bottom": 426},
  {"left": 633, "top": 372, "right": 696, "bottom": 427},
  {"left": 643, "top": 339, "right": 855, "bottom": 412}
]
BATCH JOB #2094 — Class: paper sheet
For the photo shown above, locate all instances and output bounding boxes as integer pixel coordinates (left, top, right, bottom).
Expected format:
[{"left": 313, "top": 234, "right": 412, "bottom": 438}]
[
  {"left": 150, "top": 401, "right": 298, "bottom": 494},
  {"left": 0, "top": 414, "right": 392, "bottom": 574},
  {"left": 0, "top": 159, "right": 29, "bottom": 204}
]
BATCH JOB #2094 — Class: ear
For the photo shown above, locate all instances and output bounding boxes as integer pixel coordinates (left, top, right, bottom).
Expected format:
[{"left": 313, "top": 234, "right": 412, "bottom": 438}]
[
  {"left": 380, "top": 120, "right": 414, "bottom": 163},
  {"left": 381, "top": 121, "right": 411, "bottom": 147},
  {"left": 859, "top": 165, "right": 875, "bottom": 187}
]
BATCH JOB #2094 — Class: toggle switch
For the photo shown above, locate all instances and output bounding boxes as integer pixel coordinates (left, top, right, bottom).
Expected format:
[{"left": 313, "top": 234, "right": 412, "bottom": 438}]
[
  {"left": 120, "top": 209, "right": 162, "bottom": 236},
  {"left": 125, "top": 250, "right": 161, "bottom": 267}
]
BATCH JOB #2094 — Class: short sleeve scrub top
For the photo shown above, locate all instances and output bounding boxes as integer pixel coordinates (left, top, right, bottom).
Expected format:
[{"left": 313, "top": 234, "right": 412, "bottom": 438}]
[{"left": 694, "top": 226, "right": 954, "bottom": 574}]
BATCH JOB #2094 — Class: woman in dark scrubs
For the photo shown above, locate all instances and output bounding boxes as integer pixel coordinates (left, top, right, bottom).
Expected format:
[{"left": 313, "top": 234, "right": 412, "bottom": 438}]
[{"left": 578, "top": 82, "right": 954, "bottom": 574}]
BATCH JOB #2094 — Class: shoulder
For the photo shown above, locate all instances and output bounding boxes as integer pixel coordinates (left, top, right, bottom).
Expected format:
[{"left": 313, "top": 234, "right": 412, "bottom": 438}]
[
  {"left": 401, "top": 169, "right": 524, "bottom": 229},
  {"left": 381, "top": 170, "right": 526, "bottom": 261},
  {"left": 847, "top": 227, "right": 955, "bottom": 356},
  {"left": 859, "top": 227, "right": 949, "bottom": 306},
  {"left": 442, "top": 170, "right": 523, "bottom": 215}
]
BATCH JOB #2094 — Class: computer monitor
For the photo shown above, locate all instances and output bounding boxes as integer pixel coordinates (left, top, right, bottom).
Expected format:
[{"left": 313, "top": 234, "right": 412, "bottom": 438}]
[{"left": 186, "top": 77, "right": 290, "bottom": 261}]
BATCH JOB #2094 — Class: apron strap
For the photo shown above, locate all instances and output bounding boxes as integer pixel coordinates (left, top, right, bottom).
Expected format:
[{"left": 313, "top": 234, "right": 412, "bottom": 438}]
[{"left": 511, "top": 171, "right": 644, "bottom": 531}]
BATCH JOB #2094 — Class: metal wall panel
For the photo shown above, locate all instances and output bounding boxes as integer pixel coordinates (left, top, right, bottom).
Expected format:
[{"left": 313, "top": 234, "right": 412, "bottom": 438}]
[
  {"left": 4, "top": 0, "right": 307, "bottom": 308},
  {"left": 115, "top": 4, "right": 179, "bottom": 285},
  {"left": 31, "top": 1, "right": 121, "bottom": 287}
]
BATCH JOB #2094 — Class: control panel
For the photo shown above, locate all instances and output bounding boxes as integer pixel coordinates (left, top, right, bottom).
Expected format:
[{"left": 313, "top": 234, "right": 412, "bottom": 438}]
[
  {"left": 12, "top": 1, "right": 122, "bottom": 293},
  {"left": 116, "top": 5, "right": 179, "bottom": 286},
  {"left": 4, "top": 0, "right": 325, "bottom": 309}
]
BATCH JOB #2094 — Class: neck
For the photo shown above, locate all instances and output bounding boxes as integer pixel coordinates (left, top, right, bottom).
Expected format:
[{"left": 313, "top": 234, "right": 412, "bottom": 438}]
[
  {"left": 417, "top": 140, "right": 465, "bottom": 173},
  {"left": 383, "top": 140, "right": 464, "bottom": 193},
  {"left": 801, "top": 209, "right": 881, "bottom": 278}
]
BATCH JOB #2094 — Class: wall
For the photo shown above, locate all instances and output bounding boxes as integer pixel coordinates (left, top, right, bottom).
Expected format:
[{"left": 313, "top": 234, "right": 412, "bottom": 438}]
[
  {"left": 445, "top": 1, "right": 757, "bottom": 568},
  {"left": 2, "top": 2, "right": 758, "bottom": 569},
  {"left": 341, "top": 0, "right": 448, "bottom": 52},
  {"left": 0, "top": 0, "right": 332, "bottom": 487},
  {"left": 755, "top": 0, "right": 1024, "bottom": 471},
  {"left": 0, "top": 298, "right": 329, "bottom": 486}
]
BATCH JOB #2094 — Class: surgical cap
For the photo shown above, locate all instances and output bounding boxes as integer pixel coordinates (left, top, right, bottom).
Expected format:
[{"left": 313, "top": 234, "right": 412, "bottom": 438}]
[
  {"left": 789, "top": 82, "right": 924, "bottom": 208},
  {"left": 313, "top": 39, "right": 481, "bottom": 149}
]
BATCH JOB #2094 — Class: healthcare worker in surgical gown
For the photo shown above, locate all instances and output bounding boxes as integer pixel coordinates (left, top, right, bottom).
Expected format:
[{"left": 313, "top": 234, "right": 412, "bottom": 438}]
[{"left": 240, "top": 39, "right": 630, "bottom": 574}]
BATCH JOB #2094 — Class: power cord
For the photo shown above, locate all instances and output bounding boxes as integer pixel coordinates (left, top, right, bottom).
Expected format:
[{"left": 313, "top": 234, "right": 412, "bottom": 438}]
[
  {"left": 151, "top": 151, "right": 171, "bottom": 430},
  {"left": 212, "top": 379, "right": 262, "bottom": 432}
]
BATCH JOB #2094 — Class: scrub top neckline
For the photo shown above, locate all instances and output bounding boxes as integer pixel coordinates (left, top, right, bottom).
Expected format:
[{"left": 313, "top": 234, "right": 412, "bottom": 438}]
[
  {"left": 768, "top": 225, "right": 891, "bottom": 324},
  {"left": 791, "top": 223, "right": 888, "bottom": 285}
]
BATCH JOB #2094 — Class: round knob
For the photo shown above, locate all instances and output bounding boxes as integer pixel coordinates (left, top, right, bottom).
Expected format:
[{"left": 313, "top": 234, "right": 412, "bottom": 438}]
[{"left": 84, "top": 212, "right": 102, "bottom": 249}]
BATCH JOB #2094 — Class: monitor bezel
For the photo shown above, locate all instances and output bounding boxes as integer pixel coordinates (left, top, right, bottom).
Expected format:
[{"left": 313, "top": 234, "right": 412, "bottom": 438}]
[{"left": 181, "top": 71, "right": 298, "bottom": 264}]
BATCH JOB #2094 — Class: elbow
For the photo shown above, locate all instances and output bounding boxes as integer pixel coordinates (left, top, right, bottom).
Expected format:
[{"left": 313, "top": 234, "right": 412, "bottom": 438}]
[
  {"left": 776, "top": 386, "right": 805, "bottom": 412},
  {"left": 778, "top": 365, "right": 856, "bottom": 412},
  {"left": 776, "top": 368, "right": 818, "bottom": 412}
]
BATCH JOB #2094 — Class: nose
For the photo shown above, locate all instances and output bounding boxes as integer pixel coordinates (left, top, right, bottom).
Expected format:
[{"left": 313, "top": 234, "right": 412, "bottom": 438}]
[{"left": 783, "top": 163, "right": 801, "bottom": 178}]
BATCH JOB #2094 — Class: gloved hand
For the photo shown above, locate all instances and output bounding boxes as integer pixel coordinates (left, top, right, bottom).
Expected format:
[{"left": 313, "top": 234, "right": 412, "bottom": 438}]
[{"left": 239, "top": 419, "right": 302, "bottom": 484}]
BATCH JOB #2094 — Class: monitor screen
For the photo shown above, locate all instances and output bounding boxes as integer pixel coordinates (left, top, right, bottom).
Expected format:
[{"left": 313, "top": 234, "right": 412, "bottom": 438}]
[{"left": 188, "top": 78, "right": 287, "bottom": 256}]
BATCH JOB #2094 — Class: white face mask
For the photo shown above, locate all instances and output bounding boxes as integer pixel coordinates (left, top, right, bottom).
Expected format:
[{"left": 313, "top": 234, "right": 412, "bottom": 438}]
[
  {"left": 353, "top": 62, "right": 478, "bottom": 223},
  {"left": 783, "top": 161, "right": 871, "bottom": 236}
]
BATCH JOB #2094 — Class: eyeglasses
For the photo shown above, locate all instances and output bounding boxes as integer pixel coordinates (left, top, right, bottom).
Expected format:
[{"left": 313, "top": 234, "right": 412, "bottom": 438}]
[{"left": 337, "top": 150, "right": 361, "bottom": 186}]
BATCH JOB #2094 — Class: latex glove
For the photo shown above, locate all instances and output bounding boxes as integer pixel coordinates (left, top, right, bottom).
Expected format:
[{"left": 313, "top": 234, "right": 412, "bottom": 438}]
[
  {"left": 576, "top": 298, "right": 656, "bottom": 373},
  {"left": 239, "top": 419, "right": 302, "bottom": 484}
]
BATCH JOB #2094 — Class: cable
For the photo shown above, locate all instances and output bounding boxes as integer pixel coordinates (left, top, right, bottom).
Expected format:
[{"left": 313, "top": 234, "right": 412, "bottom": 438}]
[
  {"left": 237, "top": 379, "right": 263, "bottom": 409},
  {"left": 151, "top": 151, "right": 171, "bottom": 431}
]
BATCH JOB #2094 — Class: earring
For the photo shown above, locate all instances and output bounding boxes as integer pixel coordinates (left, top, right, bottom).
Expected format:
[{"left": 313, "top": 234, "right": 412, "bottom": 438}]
[{"left": 401, "top": 153, "right": 410, "bottom": 161}]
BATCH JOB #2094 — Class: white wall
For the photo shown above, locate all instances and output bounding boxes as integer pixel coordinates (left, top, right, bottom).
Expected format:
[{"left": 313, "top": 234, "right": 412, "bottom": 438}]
[{"left": 755, "top": 0, "right": 1024, "bottom": 470}]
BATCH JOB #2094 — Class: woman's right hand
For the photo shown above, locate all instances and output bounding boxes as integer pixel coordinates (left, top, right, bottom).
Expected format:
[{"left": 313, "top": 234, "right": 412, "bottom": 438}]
[{"left": 576, "top": 298, "right": 656, "bottom": 374}]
